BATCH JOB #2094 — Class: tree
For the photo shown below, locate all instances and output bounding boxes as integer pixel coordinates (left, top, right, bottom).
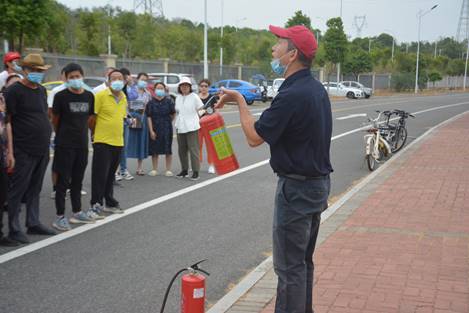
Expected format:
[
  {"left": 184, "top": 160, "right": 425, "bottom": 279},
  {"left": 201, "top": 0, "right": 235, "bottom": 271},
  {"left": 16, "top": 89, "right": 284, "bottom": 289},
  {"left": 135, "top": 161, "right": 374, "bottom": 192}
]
[
  {"left": 343, "top": 49, "right": 372, "bottom": 79},
  {"left": 322, "top": 18, "right": 348, "bottom": 81},
  {"left": 428, "top": 71, "right": 442, "bottom": 87},
  {"left": 446, "top": 59, "right": 465, "bottom": 76},
  {"left": 285, "top": 10, "right": 312, "bottom": 30},
  {"left": 0, "top": 0, "right": 52, "bottom": 52}
]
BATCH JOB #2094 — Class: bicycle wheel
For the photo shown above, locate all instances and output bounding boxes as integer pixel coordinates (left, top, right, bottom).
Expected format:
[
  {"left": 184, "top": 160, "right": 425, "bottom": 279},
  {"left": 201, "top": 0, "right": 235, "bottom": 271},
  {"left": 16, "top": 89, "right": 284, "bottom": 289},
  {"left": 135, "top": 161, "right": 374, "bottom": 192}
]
[
  {"left": 366, "top": 137, "right": 377, "bottom": 171},
  {"left": 392, "top": 127, "right": 408, "bottom": 153}
]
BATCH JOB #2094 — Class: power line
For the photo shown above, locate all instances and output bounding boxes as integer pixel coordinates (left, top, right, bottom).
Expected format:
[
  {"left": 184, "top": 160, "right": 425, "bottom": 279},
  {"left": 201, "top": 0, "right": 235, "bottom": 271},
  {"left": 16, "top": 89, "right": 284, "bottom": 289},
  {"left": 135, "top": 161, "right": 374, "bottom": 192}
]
[
  {"left": 134, "top": 0, "right": 164, "bottom": 17},
  {"left": 457, "top": 0, "right": 469, "bottom": 42},
  {"left": 353, "top": 15, "right": 367, "bottom": 37}
]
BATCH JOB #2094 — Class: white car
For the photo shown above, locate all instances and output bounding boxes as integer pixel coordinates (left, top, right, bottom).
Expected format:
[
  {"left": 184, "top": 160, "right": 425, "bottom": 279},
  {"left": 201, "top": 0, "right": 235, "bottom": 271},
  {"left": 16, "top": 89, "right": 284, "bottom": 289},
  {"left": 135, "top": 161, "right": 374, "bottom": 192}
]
[
  {"left": 269, "top": 78, "right": 285, "bottom": 99},
  {"left": 341, "top": 81, "right": 373, "bottom": 98},
  {"left": 322, "top": 82, "right": 365, "bottom": 99},
  {"left": 146, "top": 73, "right": 198, "bottom": 100}
]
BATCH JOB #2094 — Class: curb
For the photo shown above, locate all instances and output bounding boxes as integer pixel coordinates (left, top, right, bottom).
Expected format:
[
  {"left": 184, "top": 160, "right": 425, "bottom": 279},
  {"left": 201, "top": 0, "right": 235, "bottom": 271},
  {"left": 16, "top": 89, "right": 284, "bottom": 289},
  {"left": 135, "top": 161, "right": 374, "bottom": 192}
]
[{"left": 207, "top": 109, "right": 469, "bottom": 313}]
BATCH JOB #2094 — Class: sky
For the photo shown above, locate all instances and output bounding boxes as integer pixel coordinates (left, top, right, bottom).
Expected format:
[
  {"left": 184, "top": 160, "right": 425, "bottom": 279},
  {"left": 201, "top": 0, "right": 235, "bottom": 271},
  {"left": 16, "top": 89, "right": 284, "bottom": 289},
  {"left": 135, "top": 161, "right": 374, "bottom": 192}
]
[{"left": 59, "top": 0, "right": 461, "bottom": 44}]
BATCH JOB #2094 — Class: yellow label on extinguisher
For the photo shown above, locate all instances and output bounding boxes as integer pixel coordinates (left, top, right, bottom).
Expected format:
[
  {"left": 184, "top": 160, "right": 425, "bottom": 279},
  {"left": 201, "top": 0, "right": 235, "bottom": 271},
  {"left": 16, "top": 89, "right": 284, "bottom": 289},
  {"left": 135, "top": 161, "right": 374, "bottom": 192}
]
[{"left": 209, "top": 126, "right": 234, "bottom": 160}]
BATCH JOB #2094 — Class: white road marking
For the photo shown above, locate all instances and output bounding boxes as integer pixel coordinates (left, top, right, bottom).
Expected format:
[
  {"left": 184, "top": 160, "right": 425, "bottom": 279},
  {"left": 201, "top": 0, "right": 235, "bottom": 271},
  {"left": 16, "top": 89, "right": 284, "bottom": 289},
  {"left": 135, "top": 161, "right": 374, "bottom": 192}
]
[
  {"left": 336, "top": 113, "right": 367, "bottom": 120},
  {"left": 1, "top": 100, "right": 468, "bottom": 265}
]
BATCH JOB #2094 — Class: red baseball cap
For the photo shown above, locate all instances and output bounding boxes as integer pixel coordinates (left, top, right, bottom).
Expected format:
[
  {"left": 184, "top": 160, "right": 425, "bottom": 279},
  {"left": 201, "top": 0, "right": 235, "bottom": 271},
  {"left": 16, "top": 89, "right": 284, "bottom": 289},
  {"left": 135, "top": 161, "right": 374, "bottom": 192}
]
[
  {"left": 3, "top": 51, "right": 21, "bottom": 64},
  {"left": 269, "top": 25, "right": 318, "bottom": 59}
]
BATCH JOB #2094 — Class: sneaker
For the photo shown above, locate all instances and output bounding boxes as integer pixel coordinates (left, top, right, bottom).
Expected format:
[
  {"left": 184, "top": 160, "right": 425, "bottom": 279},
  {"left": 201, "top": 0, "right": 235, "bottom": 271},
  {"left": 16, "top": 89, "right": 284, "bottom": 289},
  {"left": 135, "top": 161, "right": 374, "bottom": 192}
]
[
  {"left": 148, "top": 170, "right": 158, "bottom": 176},
  {"left": 190, "top": 172, "right": 200, "bottom": 181},
  {"left": 50, "top": 191, "right": 55, "bottom": 199},
  {"left": 121, "top": 170, "right": 134, "bottom": 181},
  {"left": 8, "top": 231, "right": 30, "bottom": 244},
  {"left": 0, "top": 236, "right": 20, "bottom": 247},
  {"left": 81, "top": 190, "right": 87, "bottom": 196},
  {"left": 165, "top": 170, "right": 174, "bottom": 177},
  {"left": 208, "top": 165, "right": 216, "bottom": 174},
  {"left": 70, "top": 211, "right": 95, "bottom": 224},
  {"left": 176, "top": 170, "right": 188, "bottom": 179},
  {"left": 103, "top": 205, "right": 124, "bottom": 214},
  {"left": 52, "top": 216, "right": 72, "bottom": 231},
  {"left": 88, "top": 203, "right": 105, "bottom": 220},
  {"left": 115, "top": 172, "right": 123, "bottom": 181}
]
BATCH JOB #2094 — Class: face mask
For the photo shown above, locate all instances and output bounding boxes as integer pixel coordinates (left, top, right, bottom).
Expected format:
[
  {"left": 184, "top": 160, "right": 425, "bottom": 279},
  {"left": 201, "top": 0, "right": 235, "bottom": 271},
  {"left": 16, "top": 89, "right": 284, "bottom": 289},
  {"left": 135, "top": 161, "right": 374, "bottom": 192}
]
[
  {"left": 27, "top": 72, "right": 45, "bottom": 84},
  {"left": 270, "top": 50, "right": 294, "bottom": 77},
  {"left": 110, "top": 80, "right": 124, "bottom": 92},
  {"left": 12, "top": 61, "right": 22, "bottom": 72},
  {"left": 66, "top": 78, "right": 84, "bottom": 90},
  {"left": 137, "top": 80, "right": 147, "bottom": 89},
  {"left": 155, "top": 89, "right": 165, "bottom": 97}
]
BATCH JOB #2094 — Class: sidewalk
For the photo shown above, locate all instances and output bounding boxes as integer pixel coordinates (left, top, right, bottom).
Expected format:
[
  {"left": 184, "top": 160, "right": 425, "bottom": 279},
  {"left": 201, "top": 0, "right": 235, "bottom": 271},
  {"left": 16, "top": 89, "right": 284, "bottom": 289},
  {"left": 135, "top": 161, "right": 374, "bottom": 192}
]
[{"left": 223, "top": 111, "right": 469, "bottom": 313}]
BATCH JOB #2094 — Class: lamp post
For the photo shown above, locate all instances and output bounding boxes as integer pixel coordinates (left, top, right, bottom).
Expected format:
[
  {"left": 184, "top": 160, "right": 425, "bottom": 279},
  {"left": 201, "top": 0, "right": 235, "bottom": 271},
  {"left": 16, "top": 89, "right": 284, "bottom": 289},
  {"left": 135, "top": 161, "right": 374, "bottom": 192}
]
[
  {"left": 415, "top": 4, "right": 438, "bottom": 94},
  {"left": 464, "top": 40, "right": 469, "bottom": 90},
  {"left": 203, "top": 0, "right": 208, "bottom": 79},
  {"left": 385, "top": 29, "right": 395, "bottom": 62},
  {"left": 220, "top": 0, "right": 224, "bottom": 78}
]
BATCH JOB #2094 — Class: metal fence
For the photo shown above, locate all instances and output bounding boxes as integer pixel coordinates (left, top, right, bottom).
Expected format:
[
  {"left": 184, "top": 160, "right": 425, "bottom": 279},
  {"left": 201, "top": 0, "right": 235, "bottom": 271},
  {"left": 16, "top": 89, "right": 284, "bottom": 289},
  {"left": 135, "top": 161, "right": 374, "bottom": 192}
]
[
  {"left": 42, "top": 53, "right": 104, "bottom": 81},
  {"left": 427, "top": 76, "right": 464, "bottom": 89}
]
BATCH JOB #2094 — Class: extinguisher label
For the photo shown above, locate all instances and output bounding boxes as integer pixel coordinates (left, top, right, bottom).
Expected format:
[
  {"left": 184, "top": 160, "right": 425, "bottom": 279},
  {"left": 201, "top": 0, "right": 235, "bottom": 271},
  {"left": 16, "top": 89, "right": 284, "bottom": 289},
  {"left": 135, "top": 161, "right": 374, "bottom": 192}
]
[
  {"left": 193, "top": 288, "right": 205, "bottom": 299},
  {"left": 209, "top": 127, "right": 234, "bottom": 160}
]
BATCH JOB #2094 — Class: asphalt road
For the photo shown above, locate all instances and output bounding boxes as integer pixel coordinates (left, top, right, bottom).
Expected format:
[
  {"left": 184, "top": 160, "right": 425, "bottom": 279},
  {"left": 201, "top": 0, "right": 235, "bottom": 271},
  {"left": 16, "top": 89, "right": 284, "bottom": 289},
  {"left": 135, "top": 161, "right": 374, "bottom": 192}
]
[{"left": 1, "top": 92, "right": 469, "bottom": 313}]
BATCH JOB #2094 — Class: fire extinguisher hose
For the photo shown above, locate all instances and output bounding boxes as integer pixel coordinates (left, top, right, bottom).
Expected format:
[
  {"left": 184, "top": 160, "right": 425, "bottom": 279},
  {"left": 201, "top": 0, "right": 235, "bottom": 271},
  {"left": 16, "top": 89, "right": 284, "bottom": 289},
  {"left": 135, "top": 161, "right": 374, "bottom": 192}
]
[{"left": 159, "top": 260, "right": 210, "bottom": 313}]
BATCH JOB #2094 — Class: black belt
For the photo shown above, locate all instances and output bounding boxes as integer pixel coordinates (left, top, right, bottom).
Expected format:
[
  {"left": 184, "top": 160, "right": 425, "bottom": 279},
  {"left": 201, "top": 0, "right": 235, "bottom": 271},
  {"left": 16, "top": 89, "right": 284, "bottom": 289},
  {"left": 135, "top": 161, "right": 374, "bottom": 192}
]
[{"left": 277, "top": 173, "right": 328, "bottom": 181}]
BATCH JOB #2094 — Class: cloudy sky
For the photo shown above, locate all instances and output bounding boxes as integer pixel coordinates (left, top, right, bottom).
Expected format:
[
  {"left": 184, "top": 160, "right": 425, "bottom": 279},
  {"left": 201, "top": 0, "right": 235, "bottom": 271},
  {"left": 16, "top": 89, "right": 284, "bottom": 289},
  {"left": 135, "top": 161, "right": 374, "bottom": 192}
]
[{"left": 59, "top": 0, "right": 461, "bottom": 44}]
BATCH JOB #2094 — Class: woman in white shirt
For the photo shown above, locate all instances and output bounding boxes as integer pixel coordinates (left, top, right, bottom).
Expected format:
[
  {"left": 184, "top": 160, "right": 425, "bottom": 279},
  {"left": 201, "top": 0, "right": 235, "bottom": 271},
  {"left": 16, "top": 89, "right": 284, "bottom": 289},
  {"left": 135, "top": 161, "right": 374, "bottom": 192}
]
[{"left": 174, "top": 77, "right": 204, "bottom": 180}]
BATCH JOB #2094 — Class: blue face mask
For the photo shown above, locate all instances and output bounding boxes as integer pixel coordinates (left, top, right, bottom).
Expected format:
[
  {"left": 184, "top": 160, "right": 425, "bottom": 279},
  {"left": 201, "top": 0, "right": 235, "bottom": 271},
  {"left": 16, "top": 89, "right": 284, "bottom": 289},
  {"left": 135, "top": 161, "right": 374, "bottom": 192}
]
[
  {"left": 137, "top": 80, "right": 147, "bottom": 89},
  {"left": 12, "top": 61, "right": 22, "bottom": 72},
  {"left": 270, "top": 50, "right": 294, "bottom": 77},
  {"left": 27, "top": 72, "right": 45, "bottom": 84},
  {"left": 110, "top": 80, "right": 124, "bottom": 92},
  {"left": 66, "top": 78, "right": 84, "bottom": 90},
  {"left": 155, "top": 89, "right": 165, "bottom": 97}
]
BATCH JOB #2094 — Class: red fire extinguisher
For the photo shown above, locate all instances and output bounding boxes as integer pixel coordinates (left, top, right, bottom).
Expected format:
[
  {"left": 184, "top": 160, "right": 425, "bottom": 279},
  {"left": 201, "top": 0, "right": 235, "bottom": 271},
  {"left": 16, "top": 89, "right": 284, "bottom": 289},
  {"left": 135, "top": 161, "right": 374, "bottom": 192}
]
[
  {"left": 199, "top": 96, "right": 239, "bottom": 175},
  {"left": 160, "top": 260, "right": 210, "bottom": 313}
]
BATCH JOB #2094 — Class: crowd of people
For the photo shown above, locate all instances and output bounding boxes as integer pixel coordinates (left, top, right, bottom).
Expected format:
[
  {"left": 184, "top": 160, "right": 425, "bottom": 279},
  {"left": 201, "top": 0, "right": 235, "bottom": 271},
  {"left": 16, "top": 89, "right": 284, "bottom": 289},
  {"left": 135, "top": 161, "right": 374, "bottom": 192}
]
[{"left": 0, "top": 52, "right": 218, "bottom": 245}]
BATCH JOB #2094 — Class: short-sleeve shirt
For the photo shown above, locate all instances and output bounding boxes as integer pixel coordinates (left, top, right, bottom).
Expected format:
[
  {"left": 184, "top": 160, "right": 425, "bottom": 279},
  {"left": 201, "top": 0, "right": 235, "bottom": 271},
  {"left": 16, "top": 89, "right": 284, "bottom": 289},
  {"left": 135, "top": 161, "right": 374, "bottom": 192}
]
[
  {"left": 146, "top": 97, "right": 176, "bottom": 123},
  {"left": 47, "top": 83, "right": 67, "bottom": 108},
  {"left": 52, "top": 88, "right": 94, "bottom": 149},
  {"left": 93, "top": 88, "right": 127, "bottom": 147},
  {"left": 254, "top": 69, "right": 333, "bottom": 177},
  {"left": 174, "top": 93, "right": 204, "bottom": 134},
  {"left": 5, "top": 82, "right": 52, "bottom": 156}
]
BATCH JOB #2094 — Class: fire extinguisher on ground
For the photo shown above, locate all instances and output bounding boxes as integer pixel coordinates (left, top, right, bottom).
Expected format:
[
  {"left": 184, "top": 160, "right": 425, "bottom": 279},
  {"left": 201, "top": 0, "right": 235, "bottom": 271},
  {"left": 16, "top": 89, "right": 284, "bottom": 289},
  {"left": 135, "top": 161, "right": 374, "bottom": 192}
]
[
  {"left": 159, "top": 260, "right": 210, "bottom": 313},
  {"left": 199, "top": 96, "right": 239, "bottom": 175}
]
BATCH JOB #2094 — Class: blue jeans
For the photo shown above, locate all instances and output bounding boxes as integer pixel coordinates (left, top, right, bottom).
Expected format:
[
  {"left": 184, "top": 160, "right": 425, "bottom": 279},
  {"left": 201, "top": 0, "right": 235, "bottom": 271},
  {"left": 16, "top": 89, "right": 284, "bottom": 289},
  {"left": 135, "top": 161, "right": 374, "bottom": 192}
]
[
  {"left": 119, "top": 122, "right": 129, "bottom": 173},
  {"left": 273, "top": 175, "right": 330, "bottom": 313}
]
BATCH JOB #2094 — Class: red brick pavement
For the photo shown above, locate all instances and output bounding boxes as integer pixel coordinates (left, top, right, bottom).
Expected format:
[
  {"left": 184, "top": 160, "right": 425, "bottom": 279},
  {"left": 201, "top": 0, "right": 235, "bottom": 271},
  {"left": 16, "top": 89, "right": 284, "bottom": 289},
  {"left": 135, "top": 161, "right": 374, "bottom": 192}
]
[{"left": 261, "top": 113, "right": 469, "bottom": 313}]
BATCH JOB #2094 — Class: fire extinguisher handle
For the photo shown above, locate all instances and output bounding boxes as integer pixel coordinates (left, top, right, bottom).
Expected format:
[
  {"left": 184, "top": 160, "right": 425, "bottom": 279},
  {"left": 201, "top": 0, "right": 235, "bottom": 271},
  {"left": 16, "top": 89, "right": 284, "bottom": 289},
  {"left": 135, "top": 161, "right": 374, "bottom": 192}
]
[
  {"left": 190, "top": 259, "right": 210, "bottom": 276},
  {"left": 198, "top": 268, "right": 211, "bottom": 276}
]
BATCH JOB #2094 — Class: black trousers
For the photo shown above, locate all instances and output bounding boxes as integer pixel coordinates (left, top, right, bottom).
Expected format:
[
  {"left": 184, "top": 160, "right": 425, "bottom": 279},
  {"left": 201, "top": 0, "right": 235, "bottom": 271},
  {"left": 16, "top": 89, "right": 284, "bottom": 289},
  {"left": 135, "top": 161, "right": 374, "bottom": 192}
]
[
  {"left": 91, "top": 143, "right": 121, "bottom": 207},
  {"left": 8, "top": 149, "right": 49, "bottom": 234},
  {"left": 54, "top": 147, "right": 88, "bottom": 216},
  {"left": 0, "top": 166, "right": 8, "bottom": 237}
]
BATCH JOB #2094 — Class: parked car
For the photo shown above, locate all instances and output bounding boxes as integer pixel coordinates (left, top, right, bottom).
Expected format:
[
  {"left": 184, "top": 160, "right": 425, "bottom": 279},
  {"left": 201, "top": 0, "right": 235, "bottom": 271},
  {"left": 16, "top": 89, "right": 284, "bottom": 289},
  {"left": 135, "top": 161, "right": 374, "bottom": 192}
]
[
  {"left": 322, "top": 82, "right": 365, "bottom": 99},
  {"left": 270, "top": 78, "right": 285, "bottom": 99},
  {"left": 209, "top": 79, "right": 262, "bottom": 105},
  {"left": 145, "top": 73, "right": 198, "bottom": 100},
  {"left": 341, "top": 81, "right": 373, "bottom": 98},
  {"left": 84, "top": 76, "right": 106, "bottom": 89}
]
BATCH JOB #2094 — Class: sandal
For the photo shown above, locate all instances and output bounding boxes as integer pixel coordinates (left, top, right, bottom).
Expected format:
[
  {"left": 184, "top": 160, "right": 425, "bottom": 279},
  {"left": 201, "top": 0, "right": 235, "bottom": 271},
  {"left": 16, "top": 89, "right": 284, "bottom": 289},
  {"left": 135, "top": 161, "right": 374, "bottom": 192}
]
[{"left": 136, "top": 169, "right": 145, "bottom": 176}]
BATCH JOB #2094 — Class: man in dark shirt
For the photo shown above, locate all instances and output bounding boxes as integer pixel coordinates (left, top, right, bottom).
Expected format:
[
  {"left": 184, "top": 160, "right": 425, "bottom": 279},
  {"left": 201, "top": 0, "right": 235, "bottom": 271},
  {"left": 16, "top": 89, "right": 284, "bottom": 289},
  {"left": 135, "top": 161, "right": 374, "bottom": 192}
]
[
  {"left": 216, "top": 25, "right": 332, "bottom": 313},
  {"left": 5, "top": 54, "right": 56, "bottom": 243},
  {"left": 51, "top": 63, "right": 96, "bottom": 231}
]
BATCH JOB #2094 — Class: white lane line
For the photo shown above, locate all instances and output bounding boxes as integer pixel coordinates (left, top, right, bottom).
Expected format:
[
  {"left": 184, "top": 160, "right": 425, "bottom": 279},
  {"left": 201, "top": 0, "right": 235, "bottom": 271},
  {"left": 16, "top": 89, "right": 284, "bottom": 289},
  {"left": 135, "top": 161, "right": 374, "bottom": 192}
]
[
  {"left": 336, "top": 113, "right": 367, "bottom": 120},
  {"left": 252, "top": 112, "right": 262, "bottom": 116},
  {"left": 1, "top": 100, "right": 468, "bottom": 265}
]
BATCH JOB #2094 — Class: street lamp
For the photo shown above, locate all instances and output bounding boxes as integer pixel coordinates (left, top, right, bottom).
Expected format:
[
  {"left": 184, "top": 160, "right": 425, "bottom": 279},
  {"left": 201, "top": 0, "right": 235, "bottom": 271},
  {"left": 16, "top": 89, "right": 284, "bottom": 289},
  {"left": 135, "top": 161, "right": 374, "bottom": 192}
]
[
  {"left": 385, "top": 29, "right": 395, "bottom": 62},
  {"left": 464, "top": 39, "right": 469, "bottom": 90},
  {"left": 203, "top": 0, "right": 208, "bottom": 79},
  {"left": 220, "top": 0, "right": 224, "bottom": 78},
  {"left": 415, "top": 4, "right": 438, "bottom": 94}
]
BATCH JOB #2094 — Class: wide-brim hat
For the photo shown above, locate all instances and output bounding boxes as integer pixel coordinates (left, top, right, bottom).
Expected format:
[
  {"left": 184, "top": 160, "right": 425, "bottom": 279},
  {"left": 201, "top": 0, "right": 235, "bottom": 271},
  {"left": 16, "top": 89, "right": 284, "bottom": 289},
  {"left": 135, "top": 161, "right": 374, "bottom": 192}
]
[
  {"left": 19, "top": 53, "right": 51, "bottom": 70},
  {"left": 178, "top": 76, "right": 192, "bottom": 86}
]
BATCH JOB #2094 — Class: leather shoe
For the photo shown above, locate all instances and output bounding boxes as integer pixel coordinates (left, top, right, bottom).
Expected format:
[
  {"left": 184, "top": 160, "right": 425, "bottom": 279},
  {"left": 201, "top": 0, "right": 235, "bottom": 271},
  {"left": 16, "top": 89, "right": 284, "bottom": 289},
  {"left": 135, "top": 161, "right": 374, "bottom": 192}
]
[
  {"left": 0, "top": 235, "right": 20, "bottom": 247},
  {"left": 27, "top": 224, "right": 57, "bottom": 236},
  {"left": 8, "top": 231, "right": 30, "bottom": 244}
]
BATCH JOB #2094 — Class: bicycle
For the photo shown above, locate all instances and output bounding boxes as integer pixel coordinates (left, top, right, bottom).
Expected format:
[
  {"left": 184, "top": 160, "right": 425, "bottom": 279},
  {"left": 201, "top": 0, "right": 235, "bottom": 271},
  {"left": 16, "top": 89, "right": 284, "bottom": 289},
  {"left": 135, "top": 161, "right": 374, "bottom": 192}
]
[
  {"left": 363, "top": 111, "right": 393, "bottom": 171},
  {"left": 380, "top": 109, "right": 415, "bottom": 153}
]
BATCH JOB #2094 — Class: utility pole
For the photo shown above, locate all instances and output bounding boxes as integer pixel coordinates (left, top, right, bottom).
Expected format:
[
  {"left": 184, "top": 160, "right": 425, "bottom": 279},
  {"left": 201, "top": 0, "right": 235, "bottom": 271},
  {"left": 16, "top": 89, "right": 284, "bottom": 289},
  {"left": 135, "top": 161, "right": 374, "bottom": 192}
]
[
  {"left": 203, "top": 0, "right": 208, "bottom": 79},
  {"left": 220, "top": 0, "right": 224, "bottom": 78}
]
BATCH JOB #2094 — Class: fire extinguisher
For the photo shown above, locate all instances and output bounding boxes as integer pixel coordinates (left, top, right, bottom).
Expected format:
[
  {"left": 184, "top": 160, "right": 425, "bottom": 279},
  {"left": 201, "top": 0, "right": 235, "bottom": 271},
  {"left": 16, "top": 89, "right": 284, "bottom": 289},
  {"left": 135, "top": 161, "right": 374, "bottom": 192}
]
[
  {"left": 159, "top": 260, "right": 210, "bottom": 313},
  {"left": 199, "top": 96, "right": 239, "bottom": 175}
]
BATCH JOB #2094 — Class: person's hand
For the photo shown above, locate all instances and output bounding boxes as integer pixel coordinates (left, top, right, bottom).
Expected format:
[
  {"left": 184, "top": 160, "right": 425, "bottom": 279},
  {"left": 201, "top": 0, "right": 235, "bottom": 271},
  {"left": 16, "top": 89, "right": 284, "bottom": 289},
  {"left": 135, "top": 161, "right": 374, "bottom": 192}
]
[
  {"left": 150, "top": 131, "right": 157, "bottom": 140},
  {"left": 6, "top": 152, "right": 15, "bottom": 170},
  {"left": 215, "top": 87, "right": 243, "bottom": 109}
]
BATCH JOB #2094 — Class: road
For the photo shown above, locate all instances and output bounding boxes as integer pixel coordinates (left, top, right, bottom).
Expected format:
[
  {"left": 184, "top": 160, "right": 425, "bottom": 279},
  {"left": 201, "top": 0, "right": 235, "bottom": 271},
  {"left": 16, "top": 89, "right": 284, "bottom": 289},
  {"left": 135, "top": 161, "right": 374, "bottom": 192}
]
[{"left": 0, "top": 92, "right": 468, "bottom": 313}]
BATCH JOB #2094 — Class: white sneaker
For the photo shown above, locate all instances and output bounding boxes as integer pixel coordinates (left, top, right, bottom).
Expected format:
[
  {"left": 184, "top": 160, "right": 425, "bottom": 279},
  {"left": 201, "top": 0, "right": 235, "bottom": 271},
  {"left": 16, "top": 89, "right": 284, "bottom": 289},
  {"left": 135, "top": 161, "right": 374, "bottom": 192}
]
[
  {"left": 148, "top": 170, "right": 158, "bottom": 176},
  {"left": 121, "top": 170, "right": 134, "bottom": 181},
  {"left": 50, "top": 191, "right": 56, "bottom": 199},
  {"left": 208, "top": 165, "right": 216, "bottom": 174},
  {"left": 115, "top": 172, "right": 123, "bottom": 181},
  {"left": 81, "top": 190, "right": 87, "bottom": 196},
  {"left": 165, "top": 170, "right": 174, "bottom": 177}
]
